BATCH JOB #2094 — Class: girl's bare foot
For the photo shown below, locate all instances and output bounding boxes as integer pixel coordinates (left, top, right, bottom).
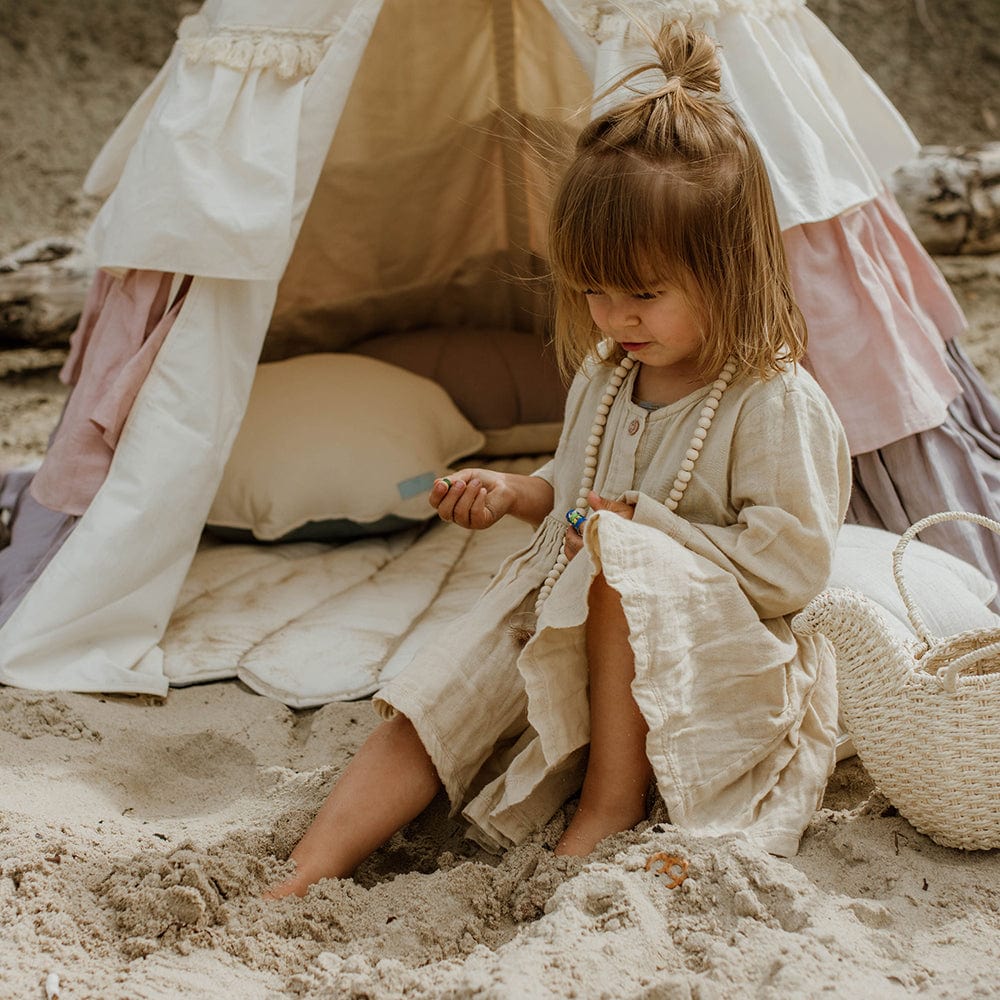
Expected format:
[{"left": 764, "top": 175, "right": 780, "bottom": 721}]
[
  {"left": 553, "top": 801, "right": 647, "bottom": 857},
  {"left": 261, "top": 715, "right": 442, "bottom": 900},
  {"left": 263, "top": 879, "right": 299, "bottom": 900},
  {"left": 262, "top": 867, "right": 317, "bottom": 900}
]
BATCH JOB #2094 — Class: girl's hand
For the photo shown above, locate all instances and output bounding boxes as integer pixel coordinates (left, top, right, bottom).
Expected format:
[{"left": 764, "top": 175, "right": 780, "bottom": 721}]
[
  {"left": 430, "top": 469, "right": 516, "bottom": 530},
  {"left": 563, "top": 526, "right": 583, "bottom": 561},
  {"left": 562, "top": 491, "right": 636, "bottom": 561},
  {"left": 587, "top": 491, "right": 635, "bottom": 520}
]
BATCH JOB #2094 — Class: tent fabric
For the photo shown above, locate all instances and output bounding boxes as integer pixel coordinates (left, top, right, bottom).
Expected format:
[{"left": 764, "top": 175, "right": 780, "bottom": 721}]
[
  {"left": 0, "top": 277, "right": 277, "bottom": 695},
  {"left": 0, "top": 472, "right": 76, "bottom": 633},
  {"left": 84, "top": 0, "right": 915, "bottom": 288},
  {"left": 85, "top": 0, "right": 384, "bottom": 282},
  {"left": 591, "top": 5, "right": 917, "bottom": 227},
  {"left": 0, "top": 0, "right": 939, "bottom": 700},
  {"left": 30, "top": 271, "right": 189, "bottom": 516},
  {"left": 785, "top": 188, "right": 965, "bottom": 455}
]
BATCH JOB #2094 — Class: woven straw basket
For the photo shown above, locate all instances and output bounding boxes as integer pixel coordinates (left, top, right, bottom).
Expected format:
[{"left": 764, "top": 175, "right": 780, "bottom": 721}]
[{"left": 793, "top": 511, "right": 1000, "bottom": 850}]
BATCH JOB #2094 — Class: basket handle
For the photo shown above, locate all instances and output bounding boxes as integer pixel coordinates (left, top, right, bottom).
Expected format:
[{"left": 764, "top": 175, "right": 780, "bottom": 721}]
[
  {"left": 938, "top": 640, "right": 1000, "bottom": 692},
  {"left": 892, "top": 510, "right": 1000, "bottom": 646}
]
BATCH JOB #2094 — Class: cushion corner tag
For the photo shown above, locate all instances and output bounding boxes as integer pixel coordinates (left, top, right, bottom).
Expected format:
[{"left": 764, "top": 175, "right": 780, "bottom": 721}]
[{"left": 397, "top": 471, "right": 437, "bottom": 500}]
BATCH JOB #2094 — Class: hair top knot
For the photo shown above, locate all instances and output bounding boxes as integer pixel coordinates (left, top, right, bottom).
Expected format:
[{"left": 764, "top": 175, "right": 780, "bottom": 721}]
[
  {"left": 580, "top": 21, "right": 728, "bottom": 156},
  {"left": 650, "top": 18, "right": 722, "bottom": 94},
  {"left": 655, "top": 75, "right": 682, "bottom": 97},
  {"left": 614, "top": 19, "right": 723, "bottom": 107}
]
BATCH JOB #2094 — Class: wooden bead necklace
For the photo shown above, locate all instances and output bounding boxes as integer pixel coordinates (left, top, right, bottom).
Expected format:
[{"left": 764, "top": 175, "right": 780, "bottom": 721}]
[{"left": 532, "top": 352, "right": 738, "bottom": 618}]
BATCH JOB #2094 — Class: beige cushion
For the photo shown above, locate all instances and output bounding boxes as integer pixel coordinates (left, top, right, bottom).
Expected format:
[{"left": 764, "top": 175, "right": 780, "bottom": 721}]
[
  {"left": 352, "top": 328, "right": 566, "bottom": 455},
  {"left": 208, "top": 354, "right": 485, "bottom": 541},
  {"left": 831, "top": 523, "right": 999, "bottom": 639}
]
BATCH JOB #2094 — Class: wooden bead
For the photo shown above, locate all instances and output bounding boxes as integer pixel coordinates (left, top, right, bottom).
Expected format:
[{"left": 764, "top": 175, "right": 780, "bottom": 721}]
[
  {"left": 597, "top": 403, "right": 610, "bottom": 416},
  {"left": 588, "top": 434, "right": 601, "bottom": 447},
  {"left": 601, "top": 394, "right": 615, "bottom": 406},
  {"left": 585, "top": 444, "right": 599, "bottom": 457},
  {"left": 680, "top": 458, "right": 695, "bottom": 472},
  {"left": 693, "top": 427, "right": 707, "bottom": 441},
  {"left": 669, "top": 488, "right": 684, "bottom": 502},
  {"left": 686, "top": 448, "right": 700, "bottom": 461},
  {"left": 676, "top": 469, "right": 692, "bottom": 484},
  {"left": 609, "top": 375, "right": 623, "bottom": 387},
  {"left": 697, "top": 417, "right": 712, "bottom": 430}
]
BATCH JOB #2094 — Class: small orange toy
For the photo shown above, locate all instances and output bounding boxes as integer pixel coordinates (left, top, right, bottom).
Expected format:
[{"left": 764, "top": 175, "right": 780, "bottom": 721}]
[{"left": 644, "top": 852, "right": 689, "bottom": 889}]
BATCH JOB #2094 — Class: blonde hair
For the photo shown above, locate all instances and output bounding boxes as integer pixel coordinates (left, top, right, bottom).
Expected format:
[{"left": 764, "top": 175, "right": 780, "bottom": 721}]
[{"left": 547, "top": 20, "right": 806, "bottom": 383}]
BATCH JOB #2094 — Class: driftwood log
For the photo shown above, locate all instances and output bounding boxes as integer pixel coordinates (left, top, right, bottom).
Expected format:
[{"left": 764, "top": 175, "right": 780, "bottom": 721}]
[
  {"left": 890, "top": 143, "right": 1000, "bottom": 255},
  {"left": 1, "top": 142, "right": 999, "bottom": 347},
  {"left": 0, "top": 239, "right": 94, "bottom": 348}
]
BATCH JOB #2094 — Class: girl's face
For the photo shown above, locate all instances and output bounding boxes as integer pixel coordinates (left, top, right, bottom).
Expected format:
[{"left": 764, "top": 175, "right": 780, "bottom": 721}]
[{"left": 584, "top": 280, "right": 704, "bottom": 374}]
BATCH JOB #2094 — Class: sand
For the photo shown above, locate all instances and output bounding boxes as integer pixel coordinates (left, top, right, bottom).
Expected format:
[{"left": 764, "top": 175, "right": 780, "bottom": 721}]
[
  {"left": 2, "top": 683, "right": 1000, "bottom": 999},
  {"left": 3, "top": 2, "right": 1000, "bottom": 997}
]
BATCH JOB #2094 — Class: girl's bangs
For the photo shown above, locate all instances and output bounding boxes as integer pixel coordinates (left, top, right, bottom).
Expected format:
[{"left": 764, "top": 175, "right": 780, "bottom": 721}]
[{"left": 552, "top": 165, "right": 685, "bottom": 293}]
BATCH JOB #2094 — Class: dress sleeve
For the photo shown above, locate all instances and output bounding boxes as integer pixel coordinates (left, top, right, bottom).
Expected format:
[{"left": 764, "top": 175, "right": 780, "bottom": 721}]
[
  {"left": 531, "top": 459, "right": 556, "bottom": 484},
  {"left": 627, "top": 383, "right": 851, "bottom": 620}
]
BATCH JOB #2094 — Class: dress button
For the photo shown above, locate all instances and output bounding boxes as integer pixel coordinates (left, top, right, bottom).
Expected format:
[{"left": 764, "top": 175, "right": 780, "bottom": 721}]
[{"left": 627, "top": 418, "right": 640, "bottom": 435}]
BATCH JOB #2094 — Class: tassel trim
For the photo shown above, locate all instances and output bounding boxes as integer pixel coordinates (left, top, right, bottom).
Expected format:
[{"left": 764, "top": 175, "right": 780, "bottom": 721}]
[
  {"left": 576, "top": 0, "right": 804, "bottom": 41},
  {"left": 177, "top": 14, "right": 337, "bottom": 79}
]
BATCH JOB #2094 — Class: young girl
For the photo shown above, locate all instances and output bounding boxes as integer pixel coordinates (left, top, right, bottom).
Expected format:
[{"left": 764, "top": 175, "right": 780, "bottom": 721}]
[{"left": 267, "top": 20, "right": 851, "bottom": 898}]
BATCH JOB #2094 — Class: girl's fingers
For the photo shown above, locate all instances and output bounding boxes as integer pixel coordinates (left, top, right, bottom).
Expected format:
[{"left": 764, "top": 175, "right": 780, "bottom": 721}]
[
  {"left": 434, "top": 477, "right": 467, "bottom": 520},
  {"left": 451, "top": 478, "right": 481, "bottom": 526},
  {"left": 587, "top": 490, "right": 634, "bottom": 519},
  {"left": 563, "top": 526, "right": 582, "bottom": 560},
  {"left": 432, "top": 473, "right": 496, "bottom": 528},
  {"left": 429, "top": 478, "right": 452, "bottom": 509},
  {"left": 469, "top": 484, "right": 492, "bottom": 527}
]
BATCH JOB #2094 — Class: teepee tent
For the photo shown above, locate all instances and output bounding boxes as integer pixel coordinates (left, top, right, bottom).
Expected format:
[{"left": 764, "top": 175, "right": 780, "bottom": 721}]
[{"left": 0, "top": 0, "right": 919, "bottom": 699}]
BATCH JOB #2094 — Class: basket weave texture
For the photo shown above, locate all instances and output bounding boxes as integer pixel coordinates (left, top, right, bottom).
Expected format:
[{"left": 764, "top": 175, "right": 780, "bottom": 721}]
[{"left": 793, "top": 511, "right": 1000, "bottom": 851}]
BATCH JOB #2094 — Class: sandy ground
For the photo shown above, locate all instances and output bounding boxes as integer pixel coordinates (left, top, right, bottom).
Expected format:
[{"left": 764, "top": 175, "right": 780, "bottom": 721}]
[
  {"left": 2, "top": 682, "right": 1000, "bottom": 999},
  {"left": 3, "top": 2, "right": 1000, "bottom": 998}
]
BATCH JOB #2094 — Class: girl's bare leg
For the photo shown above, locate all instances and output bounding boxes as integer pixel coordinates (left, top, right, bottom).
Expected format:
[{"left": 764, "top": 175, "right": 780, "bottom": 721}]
[
  {"left": 555, "top": 571, "right": 652, "bottom": 856},
  {"left": 265, "top": 714, "right": 442, "bottom": 897}
]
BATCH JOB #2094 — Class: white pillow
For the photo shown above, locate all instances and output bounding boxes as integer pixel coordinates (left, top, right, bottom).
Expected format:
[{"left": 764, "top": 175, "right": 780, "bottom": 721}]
[
  {"left": 208, "top": 354, "right": 485, "bottom": 542},
  {"left": 831, "top": 523, "right": 999, "bottom": 639}
]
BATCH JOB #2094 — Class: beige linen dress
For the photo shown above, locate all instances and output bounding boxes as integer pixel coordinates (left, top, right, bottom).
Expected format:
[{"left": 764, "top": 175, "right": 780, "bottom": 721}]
[{"left": 375, "top": 357, "right": 852, "bottom": 857}]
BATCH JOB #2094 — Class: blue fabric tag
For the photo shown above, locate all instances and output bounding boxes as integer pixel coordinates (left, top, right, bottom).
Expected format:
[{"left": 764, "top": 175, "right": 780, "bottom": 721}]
[{"left": 397, "top": 471, "right": 437, "bottom": 500}]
